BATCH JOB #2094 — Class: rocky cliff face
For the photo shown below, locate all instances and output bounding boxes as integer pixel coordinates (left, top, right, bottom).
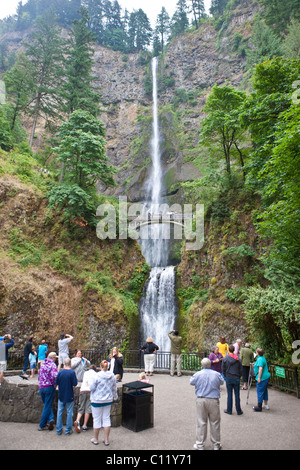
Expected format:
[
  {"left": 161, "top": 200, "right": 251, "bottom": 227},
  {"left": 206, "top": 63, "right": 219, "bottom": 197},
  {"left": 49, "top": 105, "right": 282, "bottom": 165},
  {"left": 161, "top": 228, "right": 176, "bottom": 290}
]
[
  {"left": 95, "top": 0, "right": 259, "bottom": 204},
  {"left": 0, "top": 174, "right": 146, "bottom": 351}
]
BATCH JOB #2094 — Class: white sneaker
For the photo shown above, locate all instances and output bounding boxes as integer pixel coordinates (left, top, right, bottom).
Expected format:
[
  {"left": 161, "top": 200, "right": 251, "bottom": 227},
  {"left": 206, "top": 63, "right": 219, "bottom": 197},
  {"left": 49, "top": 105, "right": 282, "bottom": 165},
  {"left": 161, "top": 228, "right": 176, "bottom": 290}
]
[
  {"left": 193, "top": 443, "right": 204, "bottom": 450},
  {"left": 262, "top": 404, "right": 270, "bottom": 410}
]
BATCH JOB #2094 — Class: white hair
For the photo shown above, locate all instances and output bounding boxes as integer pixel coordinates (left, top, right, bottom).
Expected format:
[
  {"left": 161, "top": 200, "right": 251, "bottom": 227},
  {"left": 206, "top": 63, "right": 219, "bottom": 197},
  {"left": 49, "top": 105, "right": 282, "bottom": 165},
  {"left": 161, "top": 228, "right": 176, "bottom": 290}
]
[{"left": 201, "top": 358, "right": 211, "bottom": 369}]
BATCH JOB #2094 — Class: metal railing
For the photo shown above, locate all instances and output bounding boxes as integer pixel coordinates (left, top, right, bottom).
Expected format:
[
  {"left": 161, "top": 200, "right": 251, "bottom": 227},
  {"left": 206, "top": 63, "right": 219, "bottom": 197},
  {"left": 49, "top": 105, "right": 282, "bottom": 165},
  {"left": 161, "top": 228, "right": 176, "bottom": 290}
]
[
  {"left": 268, "top": 363, "right": 300, "bottom": 399},
  {"left": 6, "top": 350, "right": 299, "bottom": 398},
  {"left": 6, "top": 349, "right": 207, "bottom": 372}
]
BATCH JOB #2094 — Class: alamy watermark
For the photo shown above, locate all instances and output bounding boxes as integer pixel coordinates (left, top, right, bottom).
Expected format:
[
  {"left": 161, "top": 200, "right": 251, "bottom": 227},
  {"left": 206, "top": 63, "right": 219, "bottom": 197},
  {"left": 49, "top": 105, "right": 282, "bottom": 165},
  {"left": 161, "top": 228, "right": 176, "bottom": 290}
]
[
  {"left": 96, "top": 197, "right": 204, "bottom": 251},
  {"left": 0, "top": 80, "right": 6, "bottom": 105},
  {"left": 292, "top": 80, "right": 300, "bottom": 105},
  {"left": 292, "top": 340, "right": 300, "bottom": 365}
]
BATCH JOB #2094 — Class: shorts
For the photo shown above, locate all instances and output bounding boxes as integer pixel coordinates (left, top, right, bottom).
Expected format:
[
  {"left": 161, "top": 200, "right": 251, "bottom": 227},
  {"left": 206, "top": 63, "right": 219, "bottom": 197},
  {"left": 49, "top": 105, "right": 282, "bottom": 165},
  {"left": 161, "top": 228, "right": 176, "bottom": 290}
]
[
  {"left": 58, "top": 353, "right": 69, "bottom": 365},
  {"left": 30, "top": 363, "right": 36, "bottom": 369},
  {"left": 91, "top": 404, "right": 112, "bottom": 428},
  {"left": 0, "top": 361, "right": 7, "bottom": 372},
  {"left": 78, "top": 392, "right": 92, "bottom": 414}
]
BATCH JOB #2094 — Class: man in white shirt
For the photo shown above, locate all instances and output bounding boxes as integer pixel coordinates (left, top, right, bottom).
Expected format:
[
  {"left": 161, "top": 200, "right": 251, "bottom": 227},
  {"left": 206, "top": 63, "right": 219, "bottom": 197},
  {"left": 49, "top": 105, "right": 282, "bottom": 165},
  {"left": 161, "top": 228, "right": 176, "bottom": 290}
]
[
  {"left": 58, "top": 333, "right": 73, "bottom": 370},
  {"left": 190, "top": 357, "right": 224, "bottom": 450}
]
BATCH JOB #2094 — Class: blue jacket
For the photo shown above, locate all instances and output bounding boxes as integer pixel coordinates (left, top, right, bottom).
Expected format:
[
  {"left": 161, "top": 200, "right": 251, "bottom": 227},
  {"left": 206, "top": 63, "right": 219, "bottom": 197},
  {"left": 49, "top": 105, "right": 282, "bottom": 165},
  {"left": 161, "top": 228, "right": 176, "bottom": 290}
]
[{"left": 5, "top": 338, "right": 14, "bottom": 360}]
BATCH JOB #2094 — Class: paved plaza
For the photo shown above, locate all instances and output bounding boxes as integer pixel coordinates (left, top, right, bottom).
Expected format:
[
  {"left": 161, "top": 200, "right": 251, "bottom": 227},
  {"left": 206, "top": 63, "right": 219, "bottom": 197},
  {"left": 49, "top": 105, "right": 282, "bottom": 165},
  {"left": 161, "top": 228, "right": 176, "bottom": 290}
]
[{"left": 0, "top": 371, "right": 299, "bottom": 451}]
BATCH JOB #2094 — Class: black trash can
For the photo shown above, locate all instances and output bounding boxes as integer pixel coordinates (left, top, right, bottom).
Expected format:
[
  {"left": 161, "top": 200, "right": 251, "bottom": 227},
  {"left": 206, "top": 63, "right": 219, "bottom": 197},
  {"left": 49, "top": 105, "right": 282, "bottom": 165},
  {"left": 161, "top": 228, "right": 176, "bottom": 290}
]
[{"left": 122, "top": 381, "right": 154, "bottom": 432}]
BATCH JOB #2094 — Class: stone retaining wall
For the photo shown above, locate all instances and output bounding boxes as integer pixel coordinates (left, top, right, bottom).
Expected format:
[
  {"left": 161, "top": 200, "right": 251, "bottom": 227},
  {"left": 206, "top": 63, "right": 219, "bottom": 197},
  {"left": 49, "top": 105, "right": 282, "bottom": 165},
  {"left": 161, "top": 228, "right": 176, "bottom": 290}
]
[{"left": 0, "top": 376, "right": 122, "bottom": 427}]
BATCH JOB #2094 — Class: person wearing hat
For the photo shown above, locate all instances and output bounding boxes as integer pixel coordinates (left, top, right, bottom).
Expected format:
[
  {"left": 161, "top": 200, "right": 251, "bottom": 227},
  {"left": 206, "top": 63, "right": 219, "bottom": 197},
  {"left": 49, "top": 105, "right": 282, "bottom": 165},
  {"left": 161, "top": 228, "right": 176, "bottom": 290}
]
[
  {"left": 168, "top": 330, "right": 183, "bottom": 377},
  {"left": 140, "top": 337, "right": 159, "bottom": 376},
  {"left": 38, "top": 352, "right": 59, "bottom": 431},
  {"left": 0, "top": 334, "right": 14, "bottom": 388}
]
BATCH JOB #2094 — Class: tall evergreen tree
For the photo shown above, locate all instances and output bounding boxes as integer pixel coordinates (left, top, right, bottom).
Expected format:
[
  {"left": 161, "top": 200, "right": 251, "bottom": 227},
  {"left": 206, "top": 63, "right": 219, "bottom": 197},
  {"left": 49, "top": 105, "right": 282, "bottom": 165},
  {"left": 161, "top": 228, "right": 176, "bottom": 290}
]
[
  {"left": 128, "top": 9, "right": 152, "bottom": 52},
  {"left": 61, "top": 6, "right": 100, "bottom": 117},
  {"left": 189, "top": 0, "right": 205, "bottom": 29},
  {"left": 171, "top": 0, "right": 189, "bottom": 37},
  {"left": 25, "top": 10, "right": 65, "bottom": 146},
  {"left": 209, "top": 0, "right": 229, "bottom": 18},
  {"left": 155, "top": 7, "right": 170, "bottom": 53},
  {"left": 3, "top": 53, "right": 35, "bottom": 131}
]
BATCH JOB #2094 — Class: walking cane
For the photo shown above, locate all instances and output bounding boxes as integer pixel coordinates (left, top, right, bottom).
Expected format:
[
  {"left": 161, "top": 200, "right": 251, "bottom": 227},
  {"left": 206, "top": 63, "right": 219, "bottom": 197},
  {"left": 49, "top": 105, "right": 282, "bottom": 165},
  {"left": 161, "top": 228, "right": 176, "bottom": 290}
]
[{"left": 246, "top": 363, "right": 254, "bottom": 405}]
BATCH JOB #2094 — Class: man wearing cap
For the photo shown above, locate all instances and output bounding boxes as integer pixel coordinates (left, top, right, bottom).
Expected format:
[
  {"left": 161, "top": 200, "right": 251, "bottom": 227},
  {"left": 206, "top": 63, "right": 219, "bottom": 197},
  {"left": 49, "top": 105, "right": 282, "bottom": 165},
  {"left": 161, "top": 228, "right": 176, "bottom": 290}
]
[
  {"left": 168, "top": 330, "right": 183, "bottom": 377},
  {"left": 38, "top": 352, "right": 59, "bottom": 431},
  {"left": 0, "top": 334, "right": 14, "bottom": 388}
]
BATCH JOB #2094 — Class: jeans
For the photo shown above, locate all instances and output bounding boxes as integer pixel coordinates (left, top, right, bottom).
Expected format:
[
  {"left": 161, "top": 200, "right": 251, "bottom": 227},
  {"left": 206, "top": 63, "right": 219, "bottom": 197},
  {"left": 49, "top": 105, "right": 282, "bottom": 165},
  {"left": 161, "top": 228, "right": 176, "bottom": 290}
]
[
  {"left": 225, "top": 378, "right": 242, "bottom": 414},
  {"left": 257, "top": 379, "right": 269, "bottom": 403},
  {"left": 56, "top": 399, "right": 74, "bottom": 435},
  {"left": 39, "top": 386, "right": 56, "bottom": 428},
  {"left": 23, "top": 357, "right": 29, "bottom": 374}
]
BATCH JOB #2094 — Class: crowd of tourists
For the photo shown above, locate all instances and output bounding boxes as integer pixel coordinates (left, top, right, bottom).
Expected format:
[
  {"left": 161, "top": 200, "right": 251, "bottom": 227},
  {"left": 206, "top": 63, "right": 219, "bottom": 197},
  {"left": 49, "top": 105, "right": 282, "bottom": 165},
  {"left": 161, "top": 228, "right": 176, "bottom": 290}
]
[{"left": 0, "top": 330, "right": 270, "bottom": 449}]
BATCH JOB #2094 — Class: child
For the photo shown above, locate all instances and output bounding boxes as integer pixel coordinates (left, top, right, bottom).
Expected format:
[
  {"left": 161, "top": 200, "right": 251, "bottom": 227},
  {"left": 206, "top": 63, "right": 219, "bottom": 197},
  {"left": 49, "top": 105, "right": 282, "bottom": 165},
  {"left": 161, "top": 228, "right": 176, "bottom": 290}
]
[
  {"left": 29, "top": 347, "right": 37, "bottom": 378},
  {"left": 139, "top": 372, "right": 150, "bottom": 384}
]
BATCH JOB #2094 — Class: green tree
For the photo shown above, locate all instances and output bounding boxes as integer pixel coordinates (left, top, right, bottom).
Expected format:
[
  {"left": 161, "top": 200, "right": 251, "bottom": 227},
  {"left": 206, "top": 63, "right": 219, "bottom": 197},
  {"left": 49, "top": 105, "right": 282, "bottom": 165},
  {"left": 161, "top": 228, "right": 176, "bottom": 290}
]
[
  {"left": 241, "top": 57, "right": 300, "bottom": 286},
  {"left": 0, "top": 106, "right": 13, "bottom": 150},
  {"left": 246, "top": 19, "right": 282, "bottom": 69},
  {"left": 255, "top": 105, "right": 300, "bottom": 286},
  {"left": 241, "top": 57, "right": 300, "bottom": 188},
  {"left": 189, "top": 0, "right": 205, "bottom": 29},
  {"left": 55, "top": 110, "right": 116, "bottom": 189},
  {"left": 171, "top": 0, "right": 189, "bottom": 37},
  {"left": 61, "top": 7, "right": 100, "bottom": 117},
  {"left": 282, "top": 19, "right": 300, "bottom": 58},
  {"left": 155, "top": 7, "right": 170, "bottom": 53},
  {"left": 209, "top": 0, "right": 229, "bottom": 18},
  {"left": 128, "top": 9, "right": 152, "bottom": 52},
  {"left": 25, "top": 10, "right": 65, "bottom": 146},
  {"left": 260, "top": 0, "right": 300, "bottom": 35},
  {"left": 3, "top": 53, "right": 35, "bottom": 131},
  {"left": 201, "top": 84, "right": 247, "bottom": 178}
]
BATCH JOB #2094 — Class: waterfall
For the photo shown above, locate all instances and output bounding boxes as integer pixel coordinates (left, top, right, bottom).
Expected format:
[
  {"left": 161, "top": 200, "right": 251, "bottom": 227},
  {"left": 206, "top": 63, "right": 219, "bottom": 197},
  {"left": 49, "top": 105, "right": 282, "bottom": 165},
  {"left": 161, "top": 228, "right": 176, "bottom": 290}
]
[{"left": 139, "top": 57, "right": 177, "bottom": 352}]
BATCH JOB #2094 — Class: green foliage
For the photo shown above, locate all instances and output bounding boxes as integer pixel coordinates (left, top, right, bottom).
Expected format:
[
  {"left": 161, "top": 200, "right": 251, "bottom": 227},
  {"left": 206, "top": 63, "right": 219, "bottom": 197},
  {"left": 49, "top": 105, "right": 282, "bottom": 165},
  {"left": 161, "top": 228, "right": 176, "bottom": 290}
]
[
  {"left": 282, "top": 19, "right": 300, "bottom": 58},
  {"left": 8, "top": 227, "right": 43, "bottom": 267},
  {"left": 201, "top": 84, "right": 247, "bottom": 176},
  {"left": 222, "top": 244, "right": 255, "bottom": 270},
  {"left": 226, "top": 287, "right": 247, "bottom": 302},
  {"left": 55, "top": 110, "right": 116, "bottom": 190},
  {"left": 260, "top": 0, "right": 300, "bottom": 35},
  {"left": 177, "top": 286, "right": 209, "bottom": 311},
  {"left": 0, "top": 106, "right": 13, "bottom": 151},
  {"left": 246, "top": 19, "right": 282, "bottom": 69},
  {"left": 120, "top": 291, "right": 139, "bottom": 324},
  {"left": 244, "top": 286, "right": 300, "bottom": 360},
  {"left": 128, "top": 263, "right": 150, "bottom": 298},
  {"left": 47, "top": 183, "right": 98, "bottom": 226},
  {"left": 242, "top": 57, "right": 300, "bottom": 286},
  {"left": 61, "top": 6, "right": 100, "bottom": 116},
  {"left": 24, "top": 10, "right": 66, "bottom": 145}
]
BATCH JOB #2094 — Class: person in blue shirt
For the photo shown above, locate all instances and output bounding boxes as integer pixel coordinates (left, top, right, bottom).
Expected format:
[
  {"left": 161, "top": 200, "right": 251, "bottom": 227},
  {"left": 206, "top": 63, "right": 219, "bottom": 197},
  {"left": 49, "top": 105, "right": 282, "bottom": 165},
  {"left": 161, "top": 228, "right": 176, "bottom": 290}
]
[
  {"left": 190, "top": 357, "right": 224, "bottom": 450},
  {"left": 253, "top": 348, "right": 271, "bottom": 412},
  {"left": 37, "top": 340, "right": 48, "bottom": 370},
  {"left": 55, "top": 358, "right": 78, "bottom": 435}
]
